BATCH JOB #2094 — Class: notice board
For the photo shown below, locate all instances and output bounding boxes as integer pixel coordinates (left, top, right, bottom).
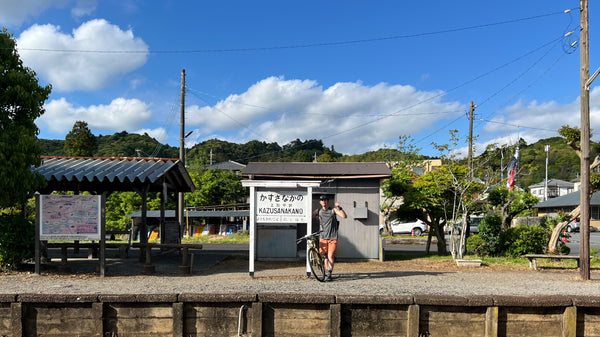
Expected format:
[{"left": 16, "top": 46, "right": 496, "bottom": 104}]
[{"left": 39, "top": 194, "right": 102, "bottom": 241}]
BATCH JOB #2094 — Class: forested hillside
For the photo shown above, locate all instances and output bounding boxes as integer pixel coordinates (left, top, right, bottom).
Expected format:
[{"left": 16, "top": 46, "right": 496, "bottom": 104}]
[{"left": 38, "top": 131, "right": 599, "bottom": 189}]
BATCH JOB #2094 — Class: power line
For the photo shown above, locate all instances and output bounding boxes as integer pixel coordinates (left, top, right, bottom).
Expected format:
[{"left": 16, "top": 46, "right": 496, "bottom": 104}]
[{"left": 13, "top": 9, "right": 574, "bottom": 54}]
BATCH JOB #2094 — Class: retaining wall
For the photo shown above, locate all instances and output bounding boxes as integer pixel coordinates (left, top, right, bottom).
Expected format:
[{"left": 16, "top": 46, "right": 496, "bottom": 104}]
[{"left": 1, "top": 293, "right": 600, "bottom": 336}]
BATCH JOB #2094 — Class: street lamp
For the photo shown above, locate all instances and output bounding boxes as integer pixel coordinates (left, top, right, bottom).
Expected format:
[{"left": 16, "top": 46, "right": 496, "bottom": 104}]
[{"left": 544, "top": 145, "right": 550, "bottom": 201}]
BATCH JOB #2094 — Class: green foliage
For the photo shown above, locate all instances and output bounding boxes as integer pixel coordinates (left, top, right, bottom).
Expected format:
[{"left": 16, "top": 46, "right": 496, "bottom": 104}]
[
  {"left": 96, "top": 131, "right": 178, "bottom": 158},
  {"left": 466, "top": 234, "right": 486, "bottom": 256},
  {"left": 0, "top": 215, "right": 35, "bottom": 271},
  {"left": 186, "top": 169, "right": 245, "bottom": 206},
  {"left": 105, "top": 192, "right": 169, "bottom": 232},
  {"left": 500, "top": 226, "right": 550, "bottom": 257},
  {"left": 478, "top": 215, "right": 503, "bottom": 255},
  {"left": 0, "top": 28, "right": 51, "bottom": 208},
  {"left": 64, "top": 121, "right": 97, "bottom": 156}
]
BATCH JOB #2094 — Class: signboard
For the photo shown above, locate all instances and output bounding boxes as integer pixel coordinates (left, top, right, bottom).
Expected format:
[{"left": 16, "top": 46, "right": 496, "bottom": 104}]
[
  {"left": 39, "top": 194, "right": 102, "bottom": 240},
  {"left": 256, "top": 190, "right": 308, "bottom": 223}
]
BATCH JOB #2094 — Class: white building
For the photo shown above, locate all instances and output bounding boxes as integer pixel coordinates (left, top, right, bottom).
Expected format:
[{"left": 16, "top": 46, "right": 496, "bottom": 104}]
[{"left": 529, "top": 179, "right": 575, "bottom": 201}]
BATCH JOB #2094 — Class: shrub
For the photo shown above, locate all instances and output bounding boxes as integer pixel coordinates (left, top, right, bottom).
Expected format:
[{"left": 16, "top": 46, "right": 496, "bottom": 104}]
[
  {"left": 0, "top": 214, "right": 35, "bottom": 271},
  {"left": 478, "top": 215, "right": 503, "bottom": 255},
  {"left": 500, "top": 225, "right": 550, "bottom": 257},
  {"left": 466, "top": 234, "right": 487, "bottom": 256}
]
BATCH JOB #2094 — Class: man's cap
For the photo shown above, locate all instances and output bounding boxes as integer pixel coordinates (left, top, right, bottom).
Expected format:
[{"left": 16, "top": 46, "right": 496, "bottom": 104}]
[{"left": 319, "top": 195, "right": 328, "bottom": 200}]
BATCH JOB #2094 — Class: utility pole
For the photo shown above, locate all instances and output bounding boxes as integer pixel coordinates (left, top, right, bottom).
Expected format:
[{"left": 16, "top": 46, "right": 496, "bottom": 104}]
[
  {"left": 467, "top": 101, "right": 475, "bottom": 178},
  {"left": 579, "top": 0, "right": 590, "bottom": 280},
  {"left": 544, "top": 145, "right": 550, "bottom": 201},
  {"left": 178, "top": 69, "right": 186, "bottom": 240}
]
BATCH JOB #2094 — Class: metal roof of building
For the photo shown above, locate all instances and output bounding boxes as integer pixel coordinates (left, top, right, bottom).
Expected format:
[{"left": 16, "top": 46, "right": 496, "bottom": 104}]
[
  {"left": 241, "top": 162, "right": 391, "bottom": 179},
  {"left": 33, "top": 156, "right": 196, "bottom": 194},
  {"left": 534, "top": 190, "right": 600, "bottom": 208},
  {"left": 207, "top": 160, "right": 246, "bottom": 171},
  {"left": 126, "top": 210, "right": 249, "bottom": 218},
  {"left": 528, "top": 179, "right": 574, "bottom": 189}
]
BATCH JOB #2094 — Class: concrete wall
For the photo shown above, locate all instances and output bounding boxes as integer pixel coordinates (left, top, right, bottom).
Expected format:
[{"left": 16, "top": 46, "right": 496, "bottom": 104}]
[{"left": 2, "top": 293, "right": 600, "bottom": 336}]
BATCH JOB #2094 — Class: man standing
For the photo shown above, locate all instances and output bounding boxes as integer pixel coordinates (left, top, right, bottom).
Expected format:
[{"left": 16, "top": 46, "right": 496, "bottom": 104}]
[{"left": 313, "top": 195, "right": 347, "bottom": 282}]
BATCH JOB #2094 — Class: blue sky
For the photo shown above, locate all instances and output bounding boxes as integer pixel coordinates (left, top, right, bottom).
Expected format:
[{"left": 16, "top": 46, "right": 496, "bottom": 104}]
[{"left": 1, "top": 1, "right": 598, "bottom": 158}]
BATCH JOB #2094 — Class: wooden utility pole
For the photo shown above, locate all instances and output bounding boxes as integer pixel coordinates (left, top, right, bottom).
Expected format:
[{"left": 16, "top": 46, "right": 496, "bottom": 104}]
[
  {"left": 580, "top": 0, "right": 590, "bottom": 280},
  {"left": 178, "top": 69, "right": 186, "bottom": 239},
  {"left": 468, "top": 101, "right": 475, "bottom": 178}
]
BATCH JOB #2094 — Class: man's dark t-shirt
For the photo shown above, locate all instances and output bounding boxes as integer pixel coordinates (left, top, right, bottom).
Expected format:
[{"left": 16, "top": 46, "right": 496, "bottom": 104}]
[{"left": 317, "top": 207, "right": 339, "bottom": 240}]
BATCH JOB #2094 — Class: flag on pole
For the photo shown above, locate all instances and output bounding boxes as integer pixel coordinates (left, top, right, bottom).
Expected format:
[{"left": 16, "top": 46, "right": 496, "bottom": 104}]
[{"left": 506, "top": 147, "right": 519, "bottom": 191}]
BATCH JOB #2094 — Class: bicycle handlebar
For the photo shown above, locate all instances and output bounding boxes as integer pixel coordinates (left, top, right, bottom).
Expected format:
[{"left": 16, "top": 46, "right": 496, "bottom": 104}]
[{"left": 296, "top": 231, "right": 321, "bottom": 244}]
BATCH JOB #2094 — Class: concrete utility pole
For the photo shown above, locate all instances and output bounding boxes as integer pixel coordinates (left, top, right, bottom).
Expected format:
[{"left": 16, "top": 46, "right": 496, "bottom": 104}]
[
  {"left": 580, "top": 0, "right": 591, "bottom": 280},
  {"left": 467, "top": 101, "right": 475, "bottom": 177},
  {"left": 178, "top": 69, "right": 186, "bottom": 239},
  {"left": 544, "top": 145, "right": 550, "bottom": 201}
]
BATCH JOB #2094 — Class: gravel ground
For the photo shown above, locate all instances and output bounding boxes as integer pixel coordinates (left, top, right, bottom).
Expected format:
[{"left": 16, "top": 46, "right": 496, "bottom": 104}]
[{"left": 1, "top": 247, "right": 599, "bottom": 297}]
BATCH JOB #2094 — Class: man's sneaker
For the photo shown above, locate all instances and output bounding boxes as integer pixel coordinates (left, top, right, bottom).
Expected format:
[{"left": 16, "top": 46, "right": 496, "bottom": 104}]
[{"left": 324, "top": 270, "right": 332, "bottom": 282}]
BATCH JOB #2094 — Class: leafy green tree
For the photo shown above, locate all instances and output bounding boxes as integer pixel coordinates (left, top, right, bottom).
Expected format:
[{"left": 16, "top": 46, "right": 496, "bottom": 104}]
[
  {"left": 64, "top": 120, "right": 97, "bottom": 156},
  {"left": 0, "top": 28, "right": 51, "bottom": 208},
  {"left": 486, "top": 186, "right": 538, "bottom": 230},
  {"left": 186, "top": 169, "right": 245, "bottom": 206}
]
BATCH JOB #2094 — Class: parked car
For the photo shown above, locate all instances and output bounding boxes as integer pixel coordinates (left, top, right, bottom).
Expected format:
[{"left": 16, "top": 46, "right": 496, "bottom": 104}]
[
  {"left": 381, "top": 219, "right": 428, "bottom": 236},
  {"left": 566, "top": 218, "right": 580, "bottom": 232},
  {"left": 444, "top": 216, "right": 482, "bottom": 235}
]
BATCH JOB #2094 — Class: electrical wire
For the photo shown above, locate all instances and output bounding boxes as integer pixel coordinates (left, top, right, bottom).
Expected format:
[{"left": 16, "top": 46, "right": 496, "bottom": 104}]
[{"left": 13, "top": 9, "right": 575, "bottom": 54}]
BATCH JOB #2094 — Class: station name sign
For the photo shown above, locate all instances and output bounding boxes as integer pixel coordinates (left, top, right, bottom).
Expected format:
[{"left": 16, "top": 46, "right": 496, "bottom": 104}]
[{"left": 256, "top": 190, "right": 308, "bottom": 223}]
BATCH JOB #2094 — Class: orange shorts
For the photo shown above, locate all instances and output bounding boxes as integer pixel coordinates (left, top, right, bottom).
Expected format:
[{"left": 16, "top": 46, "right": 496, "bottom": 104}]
[{"left": 319, "top": 238, "right": 338, "bottom": 256}]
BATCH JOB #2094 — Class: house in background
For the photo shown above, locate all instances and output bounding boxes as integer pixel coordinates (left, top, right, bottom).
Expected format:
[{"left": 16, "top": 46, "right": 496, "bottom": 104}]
[
  {"left": 529, "top": 179, "right": 575, "bottom": 201},
  {"left": 207, "top": 160, "right": 246, "bottom": 175},
  {"left": 533, "top": 190, "right": 600, "bottom": 228}
]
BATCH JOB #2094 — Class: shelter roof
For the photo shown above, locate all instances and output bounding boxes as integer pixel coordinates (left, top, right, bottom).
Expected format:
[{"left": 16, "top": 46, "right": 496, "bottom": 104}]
[
  {"left": 33, "top": 156, "right": 196, "bottom": 194},
  {"left": 241, "top": 162, "right": 391, "bottom": 179}
]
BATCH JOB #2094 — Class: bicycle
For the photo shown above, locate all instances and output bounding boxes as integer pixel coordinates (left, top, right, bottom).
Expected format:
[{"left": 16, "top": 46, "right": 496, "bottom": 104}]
[{"left": 296, "top": 231, "right": 326, "bottom": 282}]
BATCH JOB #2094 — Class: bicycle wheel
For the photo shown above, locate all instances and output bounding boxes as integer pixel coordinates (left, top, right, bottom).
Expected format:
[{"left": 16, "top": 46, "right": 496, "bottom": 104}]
[{"left": 308, "top": 247, "right": 326, "bottom": 282}]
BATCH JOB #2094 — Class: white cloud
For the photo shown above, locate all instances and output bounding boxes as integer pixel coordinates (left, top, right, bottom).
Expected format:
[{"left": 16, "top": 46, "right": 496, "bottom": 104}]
[
  {"left": 40, "top": 97, "right": 152, "bottom": 134},
  {"left": 186, "top": 76, "right": 463, "bottom": 154},
  {"left": 134, "top": 128, "right": 168, "bottom": 143},
  {"left": 18, "top": 19, "right": 148, "bottom": 92}
]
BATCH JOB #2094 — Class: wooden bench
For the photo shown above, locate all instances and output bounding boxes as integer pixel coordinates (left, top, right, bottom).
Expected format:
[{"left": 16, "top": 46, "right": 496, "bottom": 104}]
[
  {"left": 522, "top": 254, "right": 581, "bottom": 270},
  {"left": 131, "top": 243, "right": 203, "bottom": 274}
]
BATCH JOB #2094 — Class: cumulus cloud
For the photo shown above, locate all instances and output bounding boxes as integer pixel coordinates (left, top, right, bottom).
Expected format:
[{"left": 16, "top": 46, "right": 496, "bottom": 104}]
[
  {"left": 186, "top": 76, "right": 463, "bottom": 154},
  {"left": 465, "top": 86, "right": 600, "bottom": 158},
  {"left": 18, "top": 19, "right": 148, "bottom": 92},
  {"left": 134, "top": 128, "right": 168, "bottom": 143},
  {"left": 40, "top": 97, "right": 152, "bottom": 134}
]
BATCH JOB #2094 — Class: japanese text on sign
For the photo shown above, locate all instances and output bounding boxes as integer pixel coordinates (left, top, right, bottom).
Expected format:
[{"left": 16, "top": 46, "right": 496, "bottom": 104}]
[{"left": 256, "top": 190, "right": 307, "bottom": 223}]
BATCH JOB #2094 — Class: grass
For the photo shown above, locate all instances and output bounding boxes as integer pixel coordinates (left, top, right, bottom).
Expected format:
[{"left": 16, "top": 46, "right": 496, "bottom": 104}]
[{"left": 180, "top": 231, "right": 250, "bottom": 244}]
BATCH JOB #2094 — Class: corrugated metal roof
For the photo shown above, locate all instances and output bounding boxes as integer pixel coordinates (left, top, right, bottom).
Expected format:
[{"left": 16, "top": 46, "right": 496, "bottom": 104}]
[
  {"left": 241, "top": 162, "right": 391, "bottom": 179},
  {"left": 126, "top": 210, "right": 249, "bottom": 218},
  {"left": 33, "top": 156, "right": 196, "bottom": 193}
]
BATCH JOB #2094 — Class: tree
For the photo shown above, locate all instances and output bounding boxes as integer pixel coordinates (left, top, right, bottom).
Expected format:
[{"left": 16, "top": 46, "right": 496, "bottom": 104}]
[
  {"left": 186, "top": 169, "right": 245, "bottom": 206},
  {"left": 486, "top": 186, "right": 538, "bottom": 230},
  {"left": 64, "top": 121, "right": 97, "bottom": 156},
  {"left": 381, "top": 136, "right": 424, "bottom": 235},
  {"left": 547, "top": 125, "right": 600, "bottom": 253},
  {"left": 0, "top": 28, "right": 51, "bottom": 208}
]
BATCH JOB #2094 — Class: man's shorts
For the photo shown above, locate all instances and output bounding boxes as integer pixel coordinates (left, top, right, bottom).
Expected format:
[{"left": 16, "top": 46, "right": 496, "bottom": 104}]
[{"left": 319, "top": 238, "right": 338, "bottom": 256}]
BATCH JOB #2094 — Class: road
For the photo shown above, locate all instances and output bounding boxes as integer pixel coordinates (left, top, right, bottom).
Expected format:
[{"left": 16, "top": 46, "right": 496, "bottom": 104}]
[
  {"left": 565, "top": 231, "right": 600, "bottom": 256},
  {"left": 383, "top": 232, "right": 600, "bottom": 256}
]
